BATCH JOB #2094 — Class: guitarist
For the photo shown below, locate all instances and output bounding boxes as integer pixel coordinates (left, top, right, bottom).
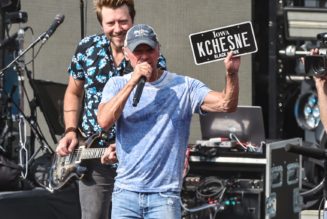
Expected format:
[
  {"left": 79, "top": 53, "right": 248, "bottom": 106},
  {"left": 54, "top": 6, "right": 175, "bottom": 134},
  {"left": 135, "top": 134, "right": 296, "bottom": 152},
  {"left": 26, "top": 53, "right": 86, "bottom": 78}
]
[{"left": 55, "top": 1, "right": 167, "bottom": 219}]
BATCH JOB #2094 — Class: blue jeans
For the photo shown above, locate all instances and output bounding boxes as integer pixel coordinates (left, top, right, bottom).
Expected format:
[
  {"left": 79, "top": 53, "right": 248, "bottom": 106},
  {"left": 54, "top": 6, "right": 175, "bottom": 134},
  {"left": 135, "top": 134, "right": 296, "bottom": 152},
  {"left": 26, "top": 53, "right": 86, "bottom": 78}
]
[{"left": 111, "top": 187, "right": 181, "bottom": 219}]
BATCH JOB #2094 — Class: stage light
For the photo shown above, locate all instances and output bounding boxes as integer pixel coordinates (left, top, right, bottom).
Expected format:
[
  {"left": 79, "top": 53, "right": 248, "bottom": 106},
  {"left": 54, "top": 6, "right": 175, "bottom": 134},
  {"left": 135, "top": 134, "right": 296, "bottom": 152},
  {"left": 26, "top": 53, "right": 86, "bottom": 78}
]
[
  {"left": 284, "top": 7, "right": 327, "bottom": 40},
  {"left": 294, "top": 92, "right": 320, "bottom": 131}
]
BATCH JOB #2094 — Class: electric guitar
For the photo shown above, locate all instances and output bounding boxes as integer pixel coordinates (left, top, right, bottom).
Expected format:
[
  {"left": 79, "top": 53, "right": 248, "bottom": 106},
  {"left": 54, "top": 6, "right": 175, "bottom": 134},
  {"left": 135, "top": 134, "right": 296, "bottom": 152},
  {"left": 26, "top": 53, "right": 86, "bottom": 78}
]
[{"left": 48, "top": 133, "right": 113, "bottom": 191}]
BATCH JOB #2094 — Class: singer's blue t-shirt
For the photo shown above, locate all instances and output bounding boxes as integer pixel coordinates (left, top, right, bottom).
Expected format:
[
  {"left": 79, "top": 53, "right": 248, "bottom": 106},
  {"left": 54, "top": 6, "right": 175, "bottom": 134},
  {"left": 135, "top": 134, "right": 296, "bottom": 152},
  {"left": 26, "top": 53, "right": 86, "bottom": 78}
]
[{"left": 101, "top": 71, "right": 211, "bottom": 192}]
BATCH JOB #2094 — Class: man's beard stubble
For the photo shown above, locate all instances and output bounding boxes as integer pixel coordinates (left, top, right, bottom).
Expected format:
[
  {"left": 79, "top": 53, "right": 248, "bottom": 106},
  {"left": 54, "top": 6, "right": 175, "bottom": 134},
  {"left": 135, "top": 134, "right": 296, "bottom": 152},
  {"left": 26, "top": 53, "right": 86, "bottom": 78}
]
[{"left": 109, "top": 32, "right": 126, "bottom": 51}]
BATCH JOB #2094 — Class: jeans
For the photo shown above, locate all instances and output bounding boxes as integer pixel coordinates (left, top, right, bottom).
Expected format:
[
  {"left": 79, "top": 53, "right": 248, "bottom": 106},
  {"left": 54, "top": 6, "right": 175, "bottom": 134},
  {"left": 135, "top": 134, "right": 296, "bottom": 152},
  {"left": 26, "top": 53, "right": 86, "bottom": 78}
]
[
  {"left": 111, "top": 187, "right": 181, "bottom": 219},
  {"left": 79, "top": 159, "right": 116, "bottom": 219}
]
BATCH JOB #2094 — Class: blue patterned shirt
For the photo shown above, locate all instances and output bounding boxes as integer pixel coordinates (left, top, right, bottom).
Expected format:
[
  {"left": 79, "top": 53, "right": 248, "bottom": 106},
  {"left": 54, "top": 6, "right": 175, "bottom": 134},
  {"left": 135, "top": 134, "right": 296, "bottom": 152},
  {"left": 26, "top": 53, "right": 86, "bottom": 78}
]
[{"left": 68, "top": 33, "right": 167, "bottom": 145}]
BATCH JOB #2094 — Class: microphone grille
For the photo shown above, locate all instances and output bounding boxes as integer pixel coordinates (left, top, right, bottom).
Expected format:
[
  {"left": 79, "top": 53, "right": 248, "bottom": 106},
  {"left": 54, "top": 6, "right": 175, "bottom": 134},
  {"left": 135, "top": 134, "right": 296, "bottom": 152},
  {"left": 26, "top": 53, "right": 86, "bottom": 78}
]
[{"left": 55, "top": 14, "right": 65, "bottom": 23}]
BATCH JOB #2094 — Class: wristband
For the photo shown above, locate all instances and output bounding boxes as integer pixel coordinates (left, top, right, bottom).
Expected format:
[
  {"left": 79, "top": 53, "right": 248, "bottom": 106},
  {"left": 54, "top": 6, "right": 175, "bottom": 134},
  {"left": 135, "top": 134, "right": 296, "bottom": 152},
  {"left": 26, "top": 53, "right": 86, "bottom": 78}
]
[{"left": 64, "top": 127, "right": 77, "bottom": 135}]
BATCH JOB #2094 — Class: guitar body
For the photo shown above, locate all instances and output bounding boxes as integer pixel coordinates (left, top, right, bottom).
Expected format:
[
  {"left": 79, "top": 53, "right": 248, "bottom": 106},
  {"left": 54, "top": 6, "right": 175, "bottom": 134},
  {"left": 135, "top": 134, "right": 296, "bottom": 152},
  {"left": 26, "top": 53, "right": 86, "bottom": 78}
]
[
  {"left": 48, "top": 133, "right": 107, "bottom": 191},
  {"left": 49, "top": 146, "right": 87, "bottom": 190}
]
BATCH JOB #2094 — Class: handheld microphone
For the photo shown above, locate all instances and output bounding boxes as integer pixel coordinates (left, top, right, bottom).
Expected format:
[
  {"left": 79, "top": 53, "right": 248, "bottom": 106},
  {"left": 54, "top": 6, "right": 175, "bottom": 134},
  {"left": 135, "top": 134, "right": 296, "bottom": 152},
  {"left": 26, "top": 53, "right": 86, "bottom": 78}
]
[
  {"left": 285, "top": 144, "right": 327, "bottom": 159},
  {"left": 43, "top": 14, "right": 65, "bottom": 41},
  {"left": 132, "top": 76, "right": 146, "bottom": 107}
]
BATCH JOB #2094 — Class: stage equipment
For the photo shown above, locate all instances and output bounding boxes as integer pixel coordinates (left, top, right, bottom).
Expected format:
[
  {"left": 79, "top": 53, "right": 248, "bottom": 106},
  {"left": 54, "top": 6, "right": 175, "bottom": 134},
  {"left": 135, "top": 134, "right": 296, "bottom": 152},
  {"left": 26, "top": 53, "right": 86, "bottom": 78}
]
[
  {"left": 265, "top": 138, "right": 302, "bottom": 219},
  {"left": 0, "top": 0, "right": 20, "bottom": 12},
  {"left": 284, "top": 7, "right": 327, "bottom": 40},
  {"left": 0, "top": 9, "right": 27, "bottom": 161},
  {"left": 285, "top": 141, "right": 327, "bottom": 218},
  {"left": 0, "top": 12, "right": 66, "bottom": 136},
  {"left": 279, "top": 45, "right": 310, "bottom": 58},
  {"left": 0, "top": 26, "right": 28, "bottom": 49},
  {"left": 294, "top": 91, "right": 320, "bottom": 131},
  {"left": 182, "top": 106, "right": 266, "bottom": 218},
  {"left": 184, "top": 143, "right": 265, "bottom": 219},
  {"left": 182, "top": 175, "right": 262, "bottom": 219},
  {"left": 0, "top": 13, "right": 65, "bottom": 75},
  {"left": 0, "top": 152, "right": 22, "bottom": 191},
  {"left": 199, "top": 106, "right": 265, "bottom": 149},
  {"left": 30, "top": 80, "right": 66, "bottom": 141},
  {"left": 0, "top": 13, "right": 65, "bottom": 180},
  {"left": 4, "top": 11, "right": 27, "bottom": 24},
  {"left": 291, "top": 80, "right": 325, "bottom": 210},
  {"left": 15, "top": 25, "right": 28, "bottom": 179},
  {"left": 183, "top": 105, "right": 302, "bottom": 218},
  {"left": 0, "top": 83, "right": 18, "bottom": 159},
  {"left": 293, "top": 80, "right": 325, "bottom": 147},
  {"left": 303, "top": 32, "right": 327, "bottom": 78},
  {"left": 184, "top": 138, "right": 302, "bottom": 219},
  {"left": 282, "top": 31, "right": 327, "bottom": 199}
]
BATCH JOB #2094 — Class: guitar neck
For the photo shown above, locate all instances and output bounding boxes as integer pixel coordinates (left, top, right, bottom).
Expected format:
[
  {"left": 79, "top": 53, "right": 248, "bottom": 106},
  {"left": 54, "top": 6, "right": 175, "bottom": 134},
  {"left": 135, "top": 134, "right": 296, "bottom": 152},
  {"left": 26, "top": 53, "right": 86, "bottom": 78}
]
[{"left": 80, "top": 147, "right": 106, "bottom": 160}]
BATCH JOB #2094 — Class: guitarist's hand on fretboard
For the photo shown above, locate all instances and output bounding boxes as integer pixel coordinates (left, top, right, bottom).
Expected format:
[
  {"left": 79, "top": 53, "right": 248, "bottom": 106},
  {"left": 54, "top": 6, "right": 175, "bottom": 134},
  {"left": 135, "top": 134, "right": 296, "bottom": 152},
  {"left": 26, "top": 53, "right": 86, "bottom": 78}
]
[
  {"left": 56, "top": 131, "right": 79, "bottom": 156},
  {"left": 101, "top": 144, "right": 117, "bottom": 165},
  {"left": 50, "top": 132, "right": 114, "bottom": 190}
]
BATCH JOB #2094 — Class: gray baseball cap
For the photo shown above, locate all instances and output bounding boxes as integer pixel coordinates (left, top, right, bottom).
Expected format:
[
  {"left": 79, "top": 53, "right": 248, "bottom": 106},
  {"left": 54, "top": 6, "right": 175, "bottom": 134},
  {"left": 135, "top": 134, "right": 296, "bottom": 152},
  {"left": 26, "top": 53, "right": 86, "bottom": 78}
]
[{"left": 124, "top": 24, "right": 159, "bottom": 51}]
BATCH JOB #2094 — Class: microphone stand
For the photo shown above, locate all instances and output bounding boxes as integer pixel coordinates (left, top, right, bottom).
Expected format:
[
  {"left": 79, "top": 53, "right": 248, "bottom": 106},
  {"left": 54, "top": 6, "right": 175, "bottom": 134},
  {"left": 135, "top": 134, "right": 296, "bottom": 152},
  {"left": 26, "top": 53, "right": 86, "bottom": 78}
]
[
  {"left": 0, "top": 31, "right": 46, "bottom": 76},
  {"left": 0, "top": 30, "right": 54, "bottom": 177},
  {"left": 0, "top": 86, "right": 16, "bottom": 158},
  {"left": 0, "top": 9, "right": 5, "bottom": 122},
  {"left": 16, "top": 27, "right": 28, "bottom": 177},
  {"left": 10, "top": 96, "right": 54, "bottom": 160}
]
